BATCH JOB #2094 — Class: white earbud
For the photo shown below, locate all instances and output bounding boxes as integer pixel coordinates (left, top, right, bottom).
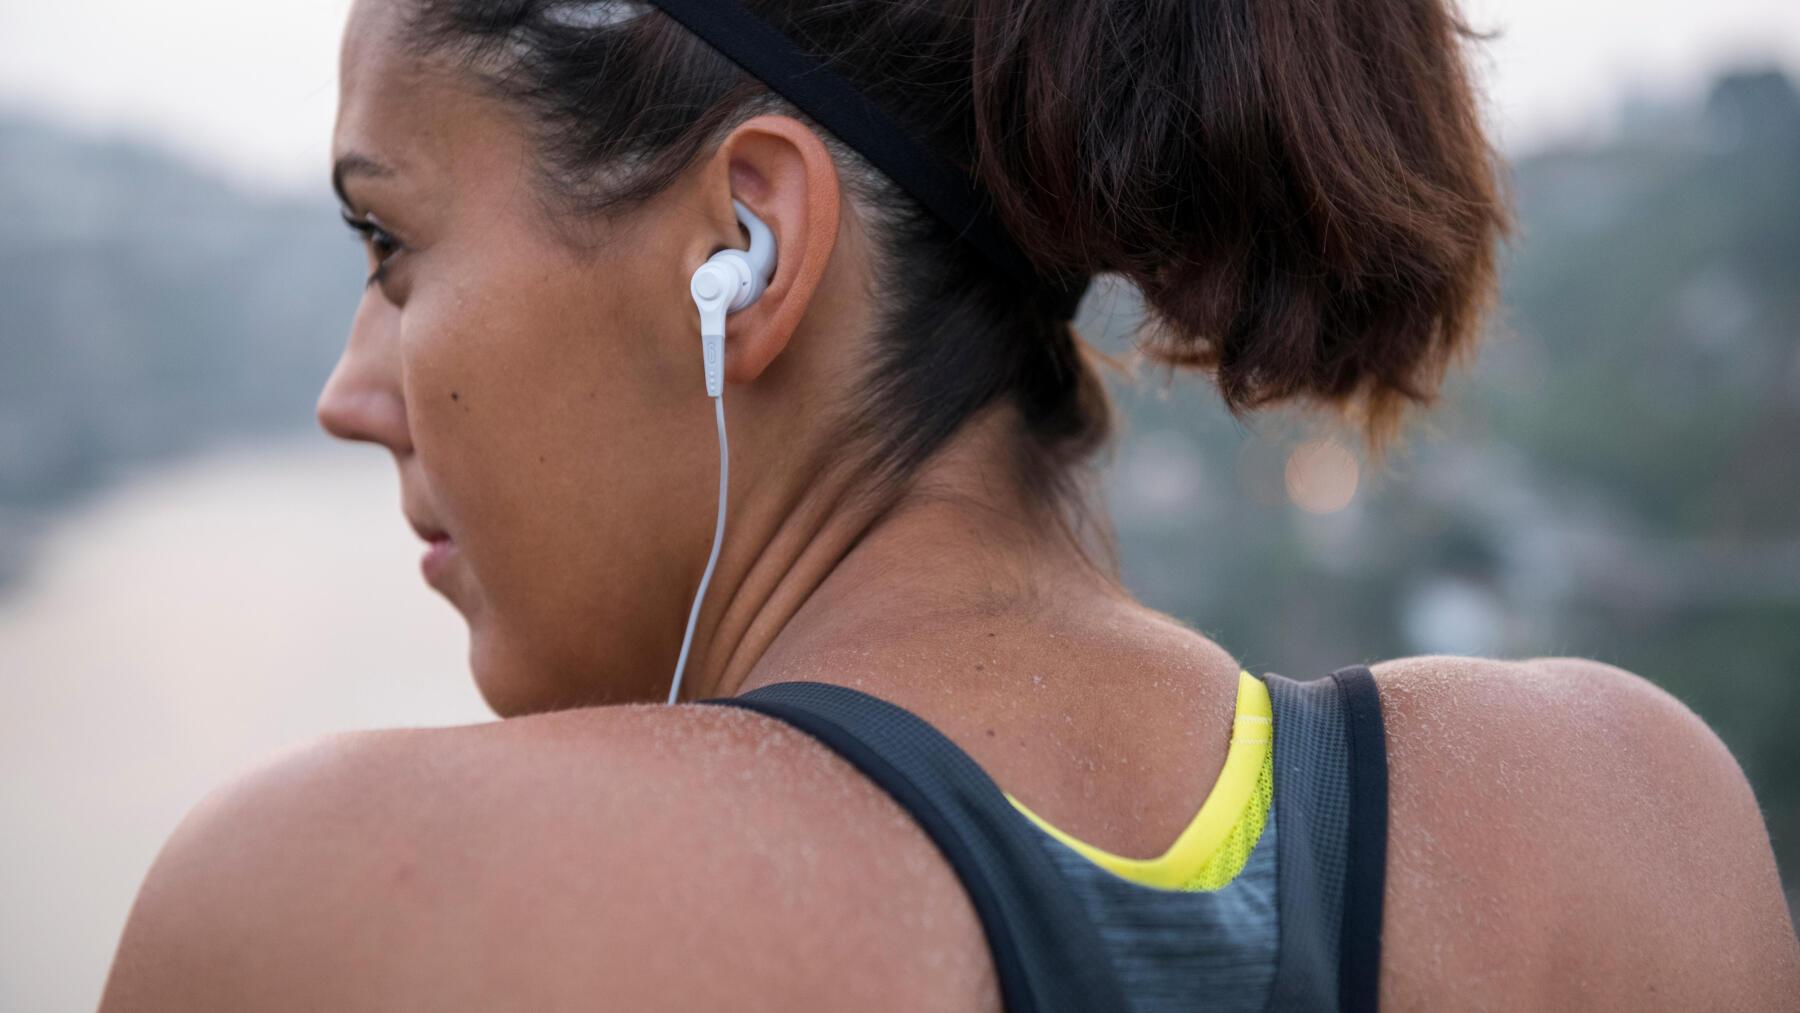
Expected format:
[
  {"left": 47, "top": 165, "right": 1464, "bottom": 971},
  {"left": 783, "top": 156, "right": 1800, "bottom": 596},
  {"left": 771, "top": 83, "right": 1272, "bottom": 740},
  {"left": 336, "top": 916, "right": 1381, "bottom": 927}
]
[
  {"left": 689, "top": 200, "right": 777, "bottom": 397},
  {"left": 671, "top": 200, "right": 777, "bottom": 704}
]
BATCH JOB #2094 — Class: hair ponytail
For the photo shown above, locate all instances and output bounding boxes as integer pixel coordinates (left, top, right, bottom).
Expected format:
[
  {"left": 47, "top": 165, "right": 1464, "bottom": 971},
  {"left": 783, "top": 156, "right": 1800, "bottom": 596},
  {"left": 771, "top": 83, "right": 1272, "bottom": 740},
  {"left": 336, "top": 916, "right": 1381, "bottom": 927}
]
[{"left": 971, "top": 0, "right": 1509, "bottom": 452}]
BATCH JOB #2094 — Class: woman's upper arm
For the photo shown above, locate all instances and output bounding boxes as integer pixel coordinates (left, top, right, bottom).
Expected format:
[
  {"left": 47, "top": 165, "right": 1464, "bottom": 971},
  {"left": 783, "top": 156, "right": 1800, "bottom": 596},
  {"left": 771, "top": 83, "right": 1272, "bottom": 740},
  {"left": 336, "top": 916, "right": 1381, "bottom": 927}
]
[
  {"left": 97, "top": 730, "right": 425, "bottom": 1013},
  {"left": 1372, "top": 655, "right": 1800, "bottom": 1009},
  {"left": 97, "top": 707, "right": 996, "bottom": 1012}
]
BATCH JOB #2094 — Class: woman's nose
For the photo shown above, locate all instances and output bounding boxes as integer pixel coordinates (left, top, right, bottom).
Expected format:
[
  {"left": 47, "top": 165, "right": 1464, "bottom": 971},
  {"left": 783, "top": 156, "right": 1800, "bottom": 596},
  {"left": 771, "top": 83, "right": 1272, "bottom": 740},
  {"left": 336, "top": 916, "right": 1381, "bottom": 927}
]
[{"left": 316, "top": 303, "right": 412, "bottom": 454}]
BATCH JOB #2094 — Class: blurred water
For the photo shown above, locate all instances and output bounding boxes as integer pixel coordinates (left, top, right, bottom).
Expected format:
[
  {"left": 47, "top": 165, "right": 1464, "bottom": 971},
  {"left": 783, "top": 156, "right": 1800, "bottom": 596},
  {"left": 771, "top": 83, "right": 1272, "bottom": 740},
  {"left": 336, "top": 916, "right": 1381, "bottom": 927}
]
[{"left": 0, "top": 438, "right": 491, "bottom": 1013}]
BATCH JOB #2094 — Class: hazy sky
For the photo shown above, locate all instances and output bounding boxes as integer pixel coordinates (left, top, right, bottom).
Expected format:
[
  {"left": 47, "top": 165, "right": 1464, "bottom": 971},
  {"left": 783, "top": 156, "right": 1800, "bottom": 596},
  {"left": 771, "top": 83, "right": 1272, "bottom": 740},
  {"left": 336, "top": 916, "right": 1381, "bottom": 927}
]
[{"left": 1, "top": 0, "right": 1797, "bottom": 194}]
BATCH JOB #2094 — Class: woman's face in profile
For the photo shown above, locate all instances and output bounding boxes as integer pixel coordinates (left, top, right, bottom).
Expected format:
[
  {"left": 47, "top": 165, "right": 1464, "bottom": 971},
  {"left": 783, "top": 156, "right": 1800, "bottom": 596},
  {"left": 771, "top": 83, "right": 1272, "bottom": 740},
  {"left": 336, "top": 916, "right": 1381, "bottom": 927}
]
[{"left": 319, "top": 0, "right": 716, "bottom": 714}]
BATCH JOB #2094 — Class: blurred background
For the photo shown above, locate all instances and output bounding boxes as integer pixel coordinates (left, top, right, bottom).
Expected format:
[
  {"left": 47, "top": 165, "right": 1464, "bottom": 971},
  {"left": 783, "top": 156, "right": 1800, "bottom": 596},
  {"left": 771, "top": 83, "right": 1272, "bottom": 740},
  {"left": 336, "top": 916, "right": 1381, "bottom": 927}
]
[{"left": 1, "top": 0, "right": 1797, "bottom": 1008}]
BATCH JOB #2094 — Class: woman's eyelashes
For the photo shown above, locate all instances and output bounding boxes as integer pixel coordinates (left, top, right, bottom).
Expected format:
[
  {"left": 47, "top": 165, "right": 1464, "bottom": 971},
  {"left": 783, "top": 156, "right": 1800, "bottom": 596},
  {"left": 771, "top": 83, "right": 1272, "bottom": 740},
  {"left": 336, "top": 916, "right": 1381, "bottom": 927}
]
[{"left": 339, "top": 208, "right": 404, "bottom": 289}]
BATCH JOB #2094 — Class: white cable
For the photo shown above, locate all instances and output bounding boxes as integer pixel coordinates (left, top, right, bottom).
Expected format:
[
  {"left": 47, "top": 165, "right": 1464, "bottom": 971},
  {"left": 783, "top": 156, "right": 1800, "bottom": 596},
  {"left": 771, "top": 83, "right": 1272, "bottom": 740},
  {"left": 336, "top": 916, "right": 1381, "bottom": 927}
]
[{"left": 669, "top": 394, "right": 729, "bottom": 704}]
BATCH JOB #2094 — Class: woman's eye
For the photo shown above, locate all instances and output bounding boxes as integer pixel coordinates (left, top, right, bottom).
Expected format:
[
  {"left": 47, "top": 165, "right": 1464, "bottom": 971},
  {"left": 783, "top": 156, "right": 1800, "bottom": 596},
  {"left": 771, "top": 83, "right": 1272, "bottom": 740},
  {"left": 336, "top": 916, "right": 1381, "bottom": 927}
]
[{"left": 339, "top": 209, "right": 404, "bottom": 287}]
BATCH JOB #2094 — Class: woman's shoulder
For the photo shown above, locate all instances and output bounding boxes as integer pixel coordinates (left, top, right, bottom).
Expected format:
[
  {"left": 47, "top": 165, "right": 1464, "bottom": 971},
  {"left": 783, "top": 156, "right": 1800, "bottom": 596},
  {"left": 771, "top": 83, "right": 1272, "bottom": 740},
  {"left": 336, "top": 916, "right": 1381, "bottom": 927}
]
[
  {"left": 100, "top": 702, "right": 999, "bottom": 1012},
  {"left": 1364, "top": 655, "right": 1799, "bottom": 1009}
]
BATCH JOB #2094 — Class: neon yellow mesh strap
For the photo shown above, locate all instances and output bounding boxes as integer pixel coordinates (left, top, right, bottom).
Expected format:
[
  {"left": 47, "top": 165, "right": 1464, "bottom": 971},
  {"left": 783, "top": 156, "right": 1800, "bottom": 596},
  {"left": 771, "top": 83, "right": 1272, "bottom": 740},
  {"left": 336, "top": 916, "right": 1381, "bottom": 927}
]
[{"left": 1006, "top": 671, "right": 1274, "bottom": 892}]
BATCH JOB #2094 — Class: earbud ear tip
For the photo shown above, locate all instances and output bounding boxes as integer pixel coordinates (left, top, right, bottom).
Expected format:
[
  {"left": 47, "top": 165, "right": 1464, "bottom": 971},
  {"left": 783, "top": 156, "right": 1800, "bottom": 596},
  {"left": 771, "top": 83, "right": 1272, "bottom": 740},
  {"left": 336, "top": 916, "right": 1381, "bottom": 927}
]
[{"left": 732, "top": 200, "right": 778, "bottom": 298}]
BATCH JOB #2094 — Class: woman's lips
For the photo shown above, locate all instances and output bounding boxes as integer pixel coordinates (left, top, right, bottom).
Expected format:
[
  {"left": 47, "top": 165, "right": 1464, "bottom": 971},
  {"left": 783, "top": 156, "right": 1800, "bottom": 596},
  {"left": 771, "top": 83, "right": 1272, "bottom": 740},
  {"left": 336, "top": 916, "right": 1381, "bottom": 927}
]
[
  {"left": 421, "top": 534, "right": 458, "bottom": 585},
  {"left": 405, "top": 511, "right": 456, "bottom": 584}
]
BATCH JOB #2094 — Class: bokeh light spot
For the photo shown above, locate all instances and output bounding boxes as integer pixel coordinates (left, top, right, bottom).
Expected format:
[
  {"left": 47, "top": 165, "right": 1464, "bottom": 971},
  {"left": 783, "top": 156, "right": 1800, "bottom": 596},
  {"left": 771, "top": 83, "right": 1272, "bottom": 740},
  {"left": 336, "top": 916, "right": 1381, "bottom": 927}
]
[{"left": 1285, "top": 438, "right": 1360, "bottom": 514}]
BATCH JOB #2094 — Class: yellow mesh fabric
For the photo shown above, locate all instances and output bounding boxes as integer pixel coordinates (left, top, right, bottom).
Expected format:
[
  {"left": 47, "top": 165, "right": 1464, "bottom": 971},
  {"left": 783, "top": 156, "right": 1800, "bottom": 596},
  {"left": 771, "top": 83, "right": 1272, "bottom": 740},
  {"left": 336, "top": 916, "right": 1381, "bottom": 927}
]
[
  {"left": 1006, "top": 671, "right": 1274, "bottom": 892},
  {"left": 1181, "top": 738, "right": 1272, "bottom": 890}
]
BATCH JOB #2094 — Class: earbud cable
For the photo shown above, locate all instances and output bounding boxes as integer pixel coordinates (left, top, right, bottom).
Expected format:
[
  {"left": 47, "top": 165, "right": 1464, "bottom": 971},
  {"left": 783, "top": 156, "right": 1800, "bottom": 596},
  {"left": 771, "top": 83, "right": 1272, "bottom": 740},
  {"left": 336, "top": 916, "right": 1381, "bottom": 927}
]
[{"left": 669, "top": 394, "right": 728, "bottom": 704}]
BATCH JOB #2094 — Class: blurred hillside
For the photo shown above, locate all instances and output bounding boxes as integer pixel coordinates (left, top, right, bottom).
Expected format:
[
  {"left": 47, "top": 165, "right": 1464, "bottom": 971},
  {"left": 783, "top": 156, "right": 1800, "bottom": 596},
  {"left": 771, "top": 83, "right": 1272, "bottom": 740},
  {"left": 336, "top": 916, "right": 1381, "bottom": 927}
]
[
  {"left": 0, "top": 115, "right": 358, "bottom": 588},
  {"left": 0, "top": 69, "right": 1796, "bottom": 907}
]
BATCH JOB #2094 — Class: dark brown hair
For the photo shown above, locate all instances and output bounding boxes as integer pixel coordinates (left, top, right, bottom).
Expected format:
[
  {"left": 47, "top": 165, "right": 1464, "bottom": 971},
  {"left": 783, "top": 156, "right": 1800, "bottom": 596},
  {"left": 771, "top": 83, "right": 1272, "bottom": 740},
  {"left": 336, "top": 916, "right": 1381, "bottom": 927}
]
[{"left": 406, "top": 0, "right": 1507, "bottom": 522}]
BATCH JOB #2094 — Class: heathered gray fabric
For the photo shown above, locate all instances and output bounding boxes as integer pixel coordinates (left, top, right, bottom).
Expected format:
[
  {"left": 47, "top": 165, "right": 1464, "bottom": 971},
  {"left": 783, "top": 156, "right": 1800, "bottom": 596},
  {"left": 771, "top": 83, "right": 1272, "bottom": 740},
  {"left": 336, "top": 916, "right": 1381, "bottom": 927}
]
[
  {"left": 1263, "top": 672, "right": 1354, "bottom": 1011},
  {"left": 1037, "top": 813, "right": 1279, "bottom": 1012}
]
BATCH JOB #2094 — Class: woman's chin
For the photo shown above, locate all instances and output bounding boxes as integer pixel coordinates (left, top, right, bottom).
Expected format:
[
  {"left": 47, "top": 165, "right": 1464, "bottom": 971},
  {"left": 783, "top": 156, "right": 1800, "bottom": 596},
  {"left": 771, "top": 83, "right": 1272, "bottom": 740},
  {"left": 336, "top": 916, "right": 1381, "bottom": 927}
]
[
  {"left": 468, "top": 627, "right": 539, "bottom": 718},
  {"left": 466, "top": 627, "right": 585, "bottom": 718},
  {"left": 467, "top": 626, "right": 672, "bottom": 717}
]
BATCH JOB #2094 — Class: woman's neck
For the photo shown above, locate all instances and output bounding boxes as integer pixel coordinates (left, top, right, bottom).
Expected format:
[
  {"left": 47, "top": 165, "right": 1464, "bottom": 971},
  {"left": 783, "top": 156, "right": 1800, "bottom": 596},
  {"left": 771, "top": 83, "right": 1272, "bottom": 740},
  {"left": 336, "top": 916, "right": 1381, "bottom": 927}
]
[{"left": 681, "top": 400, "right": 1127, "bottom": 701}]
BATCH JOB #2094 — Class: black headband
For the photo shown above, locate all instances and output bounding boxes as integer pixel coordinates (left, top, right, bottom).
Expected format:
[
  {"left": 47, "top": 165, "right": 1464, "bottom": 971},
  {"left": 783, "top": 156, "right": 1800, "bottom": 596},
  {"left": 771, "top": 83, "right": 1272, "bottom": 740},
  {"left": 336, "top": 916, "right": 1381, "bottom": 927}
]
[{"left": 644, "top": 0, "right": 1090, "bottom": 320}]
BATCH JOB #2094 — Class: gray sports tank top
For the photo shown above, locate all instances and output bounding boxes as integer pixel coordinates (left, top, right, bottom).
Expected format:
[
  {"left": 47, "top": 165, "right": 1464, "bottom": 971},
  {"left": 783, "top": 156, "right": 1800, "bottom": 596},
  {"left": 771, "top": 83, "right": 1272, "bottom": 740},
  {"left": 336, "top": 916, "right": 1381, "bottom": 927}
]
[{"left": 703, "top": 665, "right": 1389, "bottom": 1012}]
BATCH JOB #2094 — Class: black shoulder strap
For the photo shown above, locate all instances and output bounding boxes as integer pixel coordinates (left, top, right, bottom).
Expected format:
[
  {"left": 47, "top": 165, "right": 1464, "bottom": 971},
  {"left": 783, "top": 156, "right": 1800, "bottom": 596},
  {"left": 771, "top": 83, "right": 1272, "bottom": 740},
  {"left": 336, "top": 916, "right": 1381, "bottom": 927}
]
[
  {"left": 1263, "top": 664, "right": 1390, "bottom": 1013},
  {"left": 700, "top": 682, "right": 1126, "bottom": 1013},
  {"left": 1333, "top": 664, "right": 1389, "bottom": 1013}
]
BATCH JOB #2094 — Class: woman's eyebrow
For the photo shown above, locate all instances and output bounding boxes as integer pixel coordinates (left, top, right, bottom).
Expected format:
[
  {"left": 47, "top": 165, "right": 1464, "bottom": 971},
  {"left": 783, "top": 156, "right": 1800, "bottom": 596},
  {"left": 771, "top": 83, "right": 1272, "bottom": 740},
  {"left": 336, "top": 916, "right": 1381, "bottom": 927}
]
[{"left": 332, "top": 152, "right": 394, "bottom": 210}]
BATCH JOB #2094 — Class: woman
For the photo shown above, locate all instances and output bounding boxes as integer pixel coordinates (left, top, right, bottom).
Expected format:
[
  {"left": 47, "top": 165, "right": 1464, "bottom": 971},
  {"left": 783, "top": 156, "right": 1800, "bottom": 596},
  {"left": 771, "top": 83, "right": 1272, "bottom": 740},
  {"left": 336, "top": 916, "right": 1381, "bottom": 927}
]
[{"left": 101, "top": 0, "right": 1799, "bottom": 1009}]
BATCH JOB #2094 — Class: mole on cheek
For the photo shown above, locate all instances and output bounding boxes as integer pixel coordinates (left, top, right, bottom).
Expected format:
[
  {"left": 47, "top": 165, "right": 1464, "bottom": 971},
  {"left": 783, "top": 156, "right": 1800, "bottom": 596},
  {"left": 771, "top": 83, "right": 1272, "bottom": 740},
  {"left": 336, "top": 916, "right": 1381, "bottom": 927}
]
[{"left": 450, "top": 391, "right": 460, "bottom": 402}]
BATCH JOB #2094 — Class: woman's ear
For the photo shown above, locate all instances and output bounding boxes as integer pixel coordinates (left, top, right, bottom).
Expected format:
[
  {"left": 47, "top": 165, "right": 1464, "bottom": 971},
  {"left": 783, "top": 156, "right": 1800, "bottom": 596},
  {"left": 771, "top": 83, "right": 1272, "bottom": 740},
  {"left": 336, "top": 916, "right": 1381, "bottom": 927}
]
[{"left": 694, "top": 115, "right": 841, "bottom": 386}]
